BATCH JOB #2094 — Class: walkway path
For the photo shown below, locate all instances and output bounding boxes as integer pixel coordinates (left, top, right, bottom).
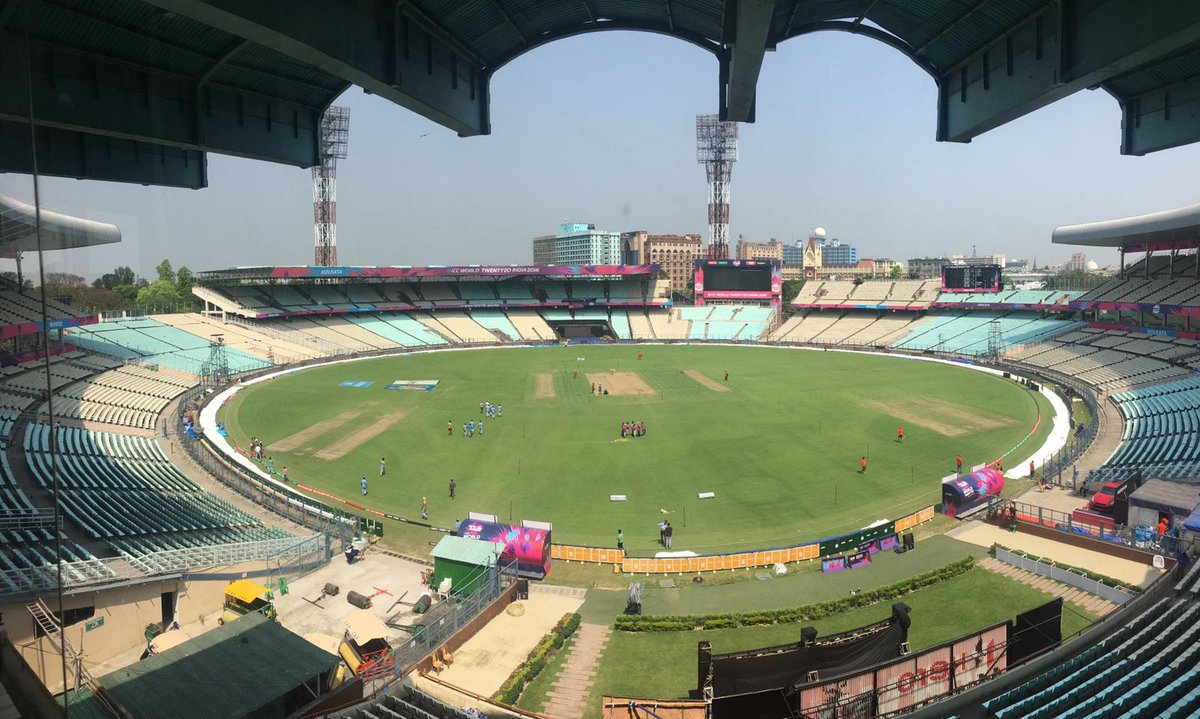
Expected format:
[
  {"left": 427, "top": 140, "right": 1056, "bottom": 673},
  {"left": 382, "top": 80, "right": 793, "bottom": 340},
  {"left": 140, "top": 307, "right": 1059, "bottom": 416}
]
[
  {"left": 541, "top": 623, "right": 611, "bottom": 719},
  {"left": 978, "top": 557, "right": 1119, "bottom": 617}
]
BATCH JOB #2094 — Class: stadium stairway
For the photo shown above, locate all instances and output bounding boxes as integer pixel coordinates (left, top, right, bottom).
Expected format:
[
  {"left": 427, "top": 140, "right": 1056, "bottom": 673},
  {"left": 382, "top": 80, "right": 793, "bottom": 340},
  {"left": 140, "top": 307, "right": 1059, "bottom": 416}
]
[{"left": 977, "top": 557, "right": 1119, "bottom": 616}]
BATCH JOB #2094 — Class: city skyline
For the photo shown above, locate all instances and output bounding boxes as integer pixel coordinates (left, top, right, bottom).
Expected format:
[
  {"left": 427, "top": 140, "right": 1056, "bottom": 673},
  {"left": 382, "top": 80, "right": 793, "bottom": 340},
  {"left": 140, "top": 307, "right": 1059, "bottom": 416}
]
[{"left": 4, "top": 30, "right": 1198, "bottom": 282}]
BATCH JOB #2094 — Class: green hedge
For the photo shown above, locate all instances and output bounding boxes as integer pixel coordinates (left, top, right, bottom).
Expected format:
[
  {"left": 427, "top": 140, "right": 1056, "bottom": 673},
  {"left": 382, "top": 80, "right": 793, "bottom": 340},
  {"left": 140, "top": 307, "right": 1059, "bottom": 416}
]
[
  {"left": 493, "top": 612, "right": 582, "bottom": 705},
  {"left": 990, "top": 544, "right": 1140, "bottom": 593},
  {"left": 615, "top": 557, "right": 977, "bottom": 632}
]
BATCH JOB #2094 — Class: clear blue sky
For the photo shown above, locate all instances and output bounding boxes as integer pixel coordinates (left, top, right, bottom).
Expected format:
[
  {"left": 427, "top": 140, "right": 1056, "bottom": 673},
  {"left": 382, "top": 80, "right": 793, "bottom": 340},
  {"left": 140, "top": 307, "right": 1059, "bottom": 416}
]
[{"left": 4, "top": 29, "right": 1200, "bottom": 281}]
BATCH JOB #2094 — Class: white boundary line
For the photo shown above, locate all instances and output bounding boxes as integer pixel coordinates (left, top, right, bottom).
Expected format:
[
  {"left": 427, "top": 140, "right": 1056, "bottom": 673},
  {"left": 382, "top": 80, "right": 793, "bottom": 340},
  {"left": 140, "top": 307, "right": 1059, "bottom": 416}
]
[{"left": 200, "top": 342, "right": 1071, "bottom": 488}]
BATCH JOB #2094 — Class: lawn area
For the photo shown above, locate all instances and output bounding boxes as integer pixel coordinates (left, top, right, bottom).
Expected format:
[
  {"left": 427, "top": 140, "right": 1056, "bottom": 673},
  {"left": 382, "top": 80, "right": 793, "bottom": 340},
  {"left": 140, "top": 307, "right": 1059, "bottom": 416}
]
[
  {"left": 566, "top": 568, "right": 1095, "bottom": 718},
  {"left": 221, "top": 345, "right": 1053, "bottom": 553}
]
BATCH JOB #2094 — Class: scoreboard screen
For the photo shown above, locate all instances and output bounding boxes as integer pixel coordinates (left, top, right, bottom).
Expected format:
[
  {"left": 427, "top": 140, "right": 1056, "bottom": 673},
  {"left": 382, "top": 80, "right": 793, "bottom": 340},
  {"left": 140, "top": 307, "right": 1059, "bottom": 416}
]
[
  {"left": 942, "top": 264, "right": 1001, "bottom": 292},
  {"left": 704, "top": 266, "right": 772, "bottom": 292}
]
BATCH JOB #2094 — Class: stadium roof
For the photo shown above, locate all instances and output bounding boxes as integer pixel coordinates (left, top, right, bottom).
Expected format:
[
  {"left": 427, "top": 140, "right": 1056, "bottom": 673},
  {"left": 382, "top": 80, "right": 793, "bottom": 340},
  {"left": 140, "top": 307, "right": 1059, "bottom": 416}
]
[
  {"left": 0, "top": 193, "right": 121, "bottom": 256},
  {"left": 1052, "top": 203, "right": 1200, "bottom": 252},
  {"left": 71, "top": 612, "right": 340, "bottom": 719},
  {"left": 4, "top": 1, "right": 1200, "bottom": 188}
]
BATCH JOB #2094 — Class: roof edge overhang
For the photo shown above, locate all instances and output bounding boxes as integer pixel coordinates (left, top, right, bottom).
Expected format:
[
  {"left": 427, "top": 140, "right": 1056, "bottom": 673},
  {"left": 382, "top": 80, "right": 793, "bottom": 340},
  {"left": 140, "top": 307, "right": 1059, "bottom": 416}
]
[{"left": 1052, "top": 203, "right": 1200, "bottom": 251}]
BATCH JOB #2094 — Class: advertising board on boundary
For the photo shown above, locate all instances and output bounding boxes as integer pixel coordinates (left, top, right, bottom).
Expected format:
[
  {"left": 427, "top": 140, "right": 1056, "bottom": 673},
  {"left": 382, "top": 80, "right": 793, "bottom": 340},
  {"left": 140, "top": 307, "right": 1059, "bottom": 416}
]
[{"left": 794, "top": 622, "right": 1009, "bottom": 719}]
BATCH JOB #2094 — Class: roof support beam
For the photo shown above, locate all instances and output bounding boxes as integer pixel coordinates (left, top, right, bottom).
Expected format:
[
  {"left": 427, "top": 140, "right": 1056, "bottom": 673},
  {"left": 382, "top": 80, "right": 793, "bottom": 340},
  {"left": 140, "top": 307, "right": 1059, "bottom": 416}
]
[
  {"left": 1118, "top": 77, "right": 1200, "bottom": 155},
  {"left": 0, "top": 33, "right": 322, "bottom": 167},
  {"left": 937, "top": 0, "right": 1200, "bottom": 145},
  {"left": 0, "top": 120, "right": 207, "bottom": 188},
  {"left": 720, "top": 0, "right": 774, "bottom": 123},
  {"left": 140, "top": 0, "right": 492, "bottom": 137}
]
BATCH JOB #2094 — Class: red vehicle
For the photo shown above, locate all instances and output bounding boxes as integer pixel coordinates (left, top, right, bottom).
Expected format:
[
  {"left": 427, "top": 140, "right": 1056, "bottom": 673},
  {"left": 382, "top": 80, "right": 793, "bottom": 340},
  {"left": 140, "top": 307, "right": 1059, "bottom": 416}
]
[{"left": 1089, "top": 482, "right": 1122, "bottom": 514}]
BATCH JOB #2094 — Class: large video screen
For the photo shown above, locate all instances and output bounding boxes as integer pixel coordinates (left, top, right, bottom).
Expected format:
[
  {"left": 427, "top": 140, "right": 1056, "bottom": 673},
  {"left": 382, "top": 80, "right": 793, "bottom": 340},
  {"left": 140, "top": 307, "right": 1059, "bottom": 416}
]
[
  {"left": 704, "top": 266, "right": 772, "bottom": 292},
  {"left": 943, "top": 264, "right": 1001, "bottom": 292}
]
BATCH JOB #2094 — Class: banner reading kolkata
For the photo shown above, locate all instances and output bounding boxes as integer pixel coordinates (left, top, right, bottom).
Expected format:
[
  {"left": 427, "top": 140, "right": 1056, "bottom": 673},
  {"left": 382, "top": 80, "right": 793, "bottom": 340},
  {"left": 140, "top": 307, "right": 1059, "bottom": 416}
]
[
  {"left": 874, "top": 646, "right": 952, "bottom": 716},
  {"left": 952, "top": 625, "right": 1007, "bottom": 689}
]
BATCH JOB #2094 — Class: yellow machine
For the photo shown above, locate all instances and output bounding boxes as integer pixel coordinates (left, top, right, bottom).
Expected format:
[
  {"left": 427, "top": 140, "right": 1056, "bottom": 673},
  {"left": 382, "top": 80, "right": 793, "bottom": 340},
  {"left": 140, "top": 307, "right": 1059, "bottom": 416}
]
[
  {"left": 338, "top": 610, "right": 395, "bottom": 681},
  {"left": 218, "top": 579, "right": 277, "bottom": 625}
]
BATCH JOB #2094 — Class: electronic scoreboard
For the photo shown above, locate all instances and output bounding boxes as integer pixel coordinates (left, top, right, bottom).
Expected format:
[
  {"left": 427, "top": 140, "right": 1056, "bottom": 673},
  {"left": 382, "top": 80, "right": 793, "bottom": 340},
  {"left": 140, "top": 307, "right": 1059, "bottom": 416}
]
[
  {"left": 693, "top": 259, "right": 782, "bottom": 308},
  {"left": 942, "top": 264, "right": 1001, "bottom": 293}
]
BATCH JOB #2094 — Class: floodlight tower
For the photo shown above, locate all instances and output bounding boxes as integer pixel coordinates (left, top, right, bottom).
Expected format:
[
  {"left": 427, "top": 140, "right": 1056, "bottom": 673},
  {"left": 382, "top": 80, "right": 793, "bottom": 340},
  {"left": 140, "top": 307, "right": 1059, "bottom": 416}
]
[
  {"left": 313, "top": 106, "right": 350, "bottom": 266},
  {"left": 696, "top": 115, "right": 739, "bottom": 259}
]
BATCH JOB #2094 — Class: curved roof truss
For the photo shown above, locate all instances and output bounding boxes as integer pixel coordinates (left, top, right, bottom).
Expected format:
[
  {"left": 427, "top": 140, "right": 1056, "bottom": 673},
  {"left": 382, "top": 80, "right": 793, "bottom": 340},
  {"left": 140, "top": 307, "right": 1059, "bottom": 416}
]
[{"left": 4, "top": 1, "right": 1200, "bottom": 188}]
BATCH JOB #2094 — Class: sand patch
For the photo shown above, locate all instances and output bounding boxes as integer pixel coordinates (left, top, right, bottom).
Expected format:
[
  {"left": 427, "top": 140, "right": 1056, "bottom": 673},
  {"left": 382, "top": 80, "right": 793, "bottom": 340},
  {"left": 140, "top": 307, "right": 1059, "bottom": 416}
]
[
  {"left": 271, "top": 410, "right": 363, "bottom": 453},
  {"left": 535, "top": 373, "right": 556, "bottom": 399},
  {"left": 860, "top": 398, "right": 1016, "bottom": 437},
  {"left": 314, "top": 411, "right": 407, "bottom": 461},
  {"left": 587, "top": 371, "right": 655, "bottom": 396},
  {"left": 683, "top": 369, "right": 730, "bottom": 393}
]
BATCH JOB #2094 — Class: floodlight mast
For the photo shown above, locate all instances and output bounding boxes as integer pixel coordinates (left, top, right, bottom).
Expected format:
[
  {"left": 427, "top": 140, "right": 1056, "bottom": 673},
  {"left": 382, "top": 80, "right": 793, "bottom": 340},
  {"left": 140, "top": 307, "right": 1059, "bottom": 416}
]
[
  {"left": 313, "top": 106, "right": 350, "bottom": 266},
  {"left": 696, "top": 115, "right": 739, "bottom": 259}
]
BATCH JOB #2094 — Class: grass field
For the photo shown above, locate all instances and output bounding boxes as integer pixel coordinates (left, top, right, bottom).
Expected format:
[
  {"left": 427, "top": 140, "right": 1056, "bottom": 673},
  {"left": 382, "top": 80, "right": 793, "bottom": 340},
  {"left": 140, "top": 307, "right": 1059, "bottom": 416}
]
[
  {"left": 221, "top": 345, "right": 1052, "bottom": 552},
  {"left": 520, "top": 568, "right": 1096, "bottom": 718}
]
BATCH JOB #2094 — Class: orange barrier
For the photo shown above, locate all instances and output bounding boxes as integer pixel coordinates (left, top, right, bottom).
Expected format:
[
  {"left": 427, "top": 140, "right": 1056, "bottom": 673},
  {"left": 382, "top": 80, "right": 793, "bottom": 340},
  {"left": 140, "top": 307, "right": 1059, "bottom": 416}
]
[
  {"left": 895, "top": 506, "right": 936, "bottom": 533},
  {"left": 551, "top": 545, "right": 625, "bottom": 564},
  {"left": 552, "top": 507, "right": 934, "bottom": 575}
]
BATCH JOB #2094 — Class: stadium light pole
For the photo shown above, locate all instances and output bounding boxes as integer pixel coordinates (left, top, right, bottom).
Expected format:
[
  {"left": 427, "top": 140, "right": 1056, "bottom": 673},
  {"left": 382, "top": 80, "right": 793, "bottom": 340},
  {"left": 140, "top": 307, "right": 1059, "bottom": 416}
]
[
  {"left": 696, "top": 115, "right": 738, "bottom": 260},
  {"left": 313, "top": 106, "right": 350, "bottom": 266}
]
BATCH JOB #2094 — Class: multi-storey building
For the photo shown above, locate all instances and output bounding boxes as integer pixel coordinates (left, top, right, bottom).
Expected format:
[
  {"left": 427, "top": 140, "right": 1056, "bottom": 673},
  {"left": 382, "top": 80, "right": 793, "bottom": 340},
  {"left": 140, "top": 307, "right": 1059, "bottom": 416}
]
[{"left": 532, "top": 223, "right": 621, "bottom": 266}]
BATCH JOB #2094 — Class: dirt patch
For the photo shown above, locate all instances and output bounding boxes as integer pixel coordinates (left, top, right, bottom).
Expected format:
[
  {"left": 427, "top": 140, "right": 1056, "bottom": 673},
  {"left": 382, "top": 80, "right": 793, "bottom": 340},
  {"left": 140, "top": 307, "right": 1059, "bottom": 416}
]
[
  {"left": 271, "top": 410, "right": 363, "bottom": 453},
  {"left": 683, "top": 369, "right": 730, "bottom": 393},
  {"left": 535, "top": 373, "right": 556, "bottom": 399},
  {"left": 314, "top": 411, "right": 408, "bottom": 461},
  {"left": 860, "top": 398, "right": 1016, "bottom": 437},
  {"left": 587, "top": 371, "right": 655, "bottom": 397}
]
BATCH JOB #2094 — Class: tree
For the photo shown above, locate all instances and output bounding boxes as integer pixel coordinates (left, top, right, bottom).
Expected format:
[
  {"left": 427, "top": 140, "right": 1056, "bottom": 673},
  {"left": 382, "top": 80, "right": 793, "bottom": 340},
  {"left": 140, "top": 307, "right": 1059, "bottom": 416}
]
[
  {"left": 889, "top": 265, "right": 903, "bottom": 280},
  {"left": 0, "top": 271, "right": 32, "bottom": 291},
  {"left": 111, "top": 283, "right": 138, "bottom": 304},
  {"left": 782, "top": 279, "right": 806, "bottom": 305},
  {"left": 155, "top": 259, "right": 175, "bottom": 284},
  {"left": 175, "top": 266, "right": 195, "bottom": 296},
  {"left": 93, "top": 265, "right": 136, "bottom": 290},
  {"left": 136, "top": 279, "right": 183, "bottom": 310},
  {"left": 44, "top": 272, "right": 85, "bottom": 287}
]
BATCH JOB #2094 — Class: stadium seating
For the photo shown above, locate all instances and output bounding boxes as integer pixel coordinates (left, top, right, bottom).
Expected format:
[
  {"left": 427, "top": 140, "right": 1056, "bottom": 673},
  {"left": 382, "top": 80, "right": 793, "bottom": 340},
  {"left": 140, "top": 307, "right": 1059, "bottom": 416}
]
[
  {"left": 892, "top": 312, "right": 1081, "bottom": 355},
  {"left": 67, "top": 318, "right": 271, "bottom": 375},
  {"left": 608, "top": 311, "right": 633, "bottom": 340},
  {"left": 419, "top": 311, "right": 494, "bottom": 343},
  {"left": 1105, "top": 377, "right": 1200, "bottom": 478},
  {"left": 506, "top": 310, "right": 556, "bottom": 341},
  {"left": 1007, "top": 330, "right": 1194, "bottom": 392},
  {"left": 22, "top": 422, "right": 291, "bottom": 560},
  {"left": 326, "top": 684, "right": 475, "bottom": 719},
  {"left": 469, "top": 310, "right": 522, "bottom": 341},
  {"left": 1079, "top": 256, "right": 1200, "bottom": 307},
  {"left": 47, "top": 364, "right": 194, "bottom": 430},
  {"left": 0, "top": 290, "right": 83, "bottom": 328},
  {"left": 982, "top": 595, "right": 1200, "bottom": 719},
  {"left": 628, "top": 311, "right": 656, "bottom": 340}
]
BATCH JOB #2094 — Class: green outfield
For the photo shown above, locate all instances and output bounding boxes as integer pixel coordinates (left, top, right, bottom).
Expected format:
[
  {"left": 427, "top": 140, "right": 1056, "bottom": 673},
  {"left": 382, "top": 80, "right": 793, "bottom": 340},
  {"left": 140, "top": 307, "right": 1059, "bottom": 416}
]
[{"left": 219, "top": 345, "right": 1052, "bottom": 552}]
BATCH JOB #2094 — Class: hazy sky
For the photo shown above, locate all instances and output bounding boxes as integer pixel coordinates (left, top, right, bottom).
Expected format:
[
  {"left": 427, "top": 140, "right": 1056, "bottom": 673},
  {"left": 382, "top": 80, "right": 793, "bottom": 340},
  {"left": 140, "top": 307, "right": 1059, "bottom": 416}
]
[{"left": 4, "top": 29, "right": 1199, "bottom": 282}]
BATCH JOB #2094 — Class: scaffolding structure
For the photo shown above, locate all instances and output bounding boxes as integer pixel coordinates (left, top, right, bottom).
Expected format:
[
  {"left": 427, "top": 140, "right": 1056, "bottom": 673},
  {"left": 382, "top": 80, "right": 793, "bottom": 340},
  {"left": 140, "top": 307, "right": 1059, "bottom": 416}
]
[
  {"left": 199, "top": 335, "right": 231, "bottom": 388},
  {"left": 696, "top": 115, "right": 739, "bottom": 259},
  {"left": 313, "top": 106, "right": 350, "bottom": 266}
]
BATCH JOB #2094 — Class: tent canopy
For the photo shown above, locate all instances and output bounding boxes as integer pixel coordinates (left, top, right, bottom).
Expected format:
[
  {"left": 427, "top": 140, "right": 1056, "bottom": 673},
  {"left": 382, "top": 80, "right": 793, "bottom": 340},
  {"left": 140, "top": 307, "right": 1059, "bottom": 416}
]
[{"left": 1128, "top": 479, "right": 1200, "bottom": 517}]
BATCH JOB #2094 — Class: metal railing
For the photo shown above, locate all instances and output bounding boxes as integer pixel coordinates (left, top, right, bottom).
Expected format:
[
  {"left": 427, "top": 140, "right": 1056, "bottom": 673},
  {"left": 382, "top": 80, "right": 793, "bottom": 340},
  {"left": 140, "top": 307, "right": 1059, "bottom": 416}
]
[
  {"left": 178, "top": 425, "right": 358, "bottom": 542},
  {"left": 987, "top": 497, "right": 1186, "bottom": 555},
  {"left": 385, "top": 559, "right": 519, "bottom": 682},
  {"left": 0, "top": 534, "right": 325, "bottom": 597},
  {"left": 995, "top": 547, "right": 1134, "bottom": 605}
]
